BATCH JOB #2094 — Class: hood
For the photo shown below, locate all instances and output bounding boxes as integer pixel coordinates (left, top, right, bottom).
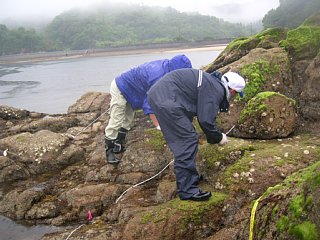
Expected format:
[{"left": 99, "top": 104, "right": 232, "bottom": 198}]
[{"left": 168, "top": 54, "right": 192, "bottom": 71}]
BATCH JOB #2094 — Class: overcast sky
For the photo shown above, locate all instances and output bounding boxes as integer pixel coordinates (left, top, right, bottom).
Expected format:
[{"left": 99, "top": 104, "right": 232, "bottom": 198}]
[{"left": 0, "top": 0, "right": 279, "bottom": 24}]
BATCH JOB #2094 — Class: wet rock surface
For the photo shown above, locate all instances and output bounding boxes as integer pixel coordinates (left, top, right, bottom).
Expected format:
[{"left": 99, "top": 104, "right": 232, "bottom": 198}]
[{"left": 1, "top": 13, "right": 320, "bottom": 240}]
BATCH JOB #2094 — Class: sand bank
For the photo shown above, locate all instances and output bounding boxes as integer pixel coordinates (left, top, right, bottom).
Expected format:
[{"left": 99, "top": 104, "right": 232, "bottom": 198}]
[{"left": 0, "top": 44, "right": 227, "bottom": 64}]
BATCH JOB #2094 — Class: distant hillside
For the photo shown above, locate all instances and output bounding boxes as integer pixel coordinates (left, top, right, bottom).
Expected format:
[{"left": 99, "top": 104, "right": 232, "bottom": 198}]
[
  {"left": 0, "top": 3, "right": 260, "bottom": 55},
  {"left": 45, "top": 3, "right": 257, "bottom": 50},
  {"left": 263, "top": 0, "right": 320, "bottom": 29}
]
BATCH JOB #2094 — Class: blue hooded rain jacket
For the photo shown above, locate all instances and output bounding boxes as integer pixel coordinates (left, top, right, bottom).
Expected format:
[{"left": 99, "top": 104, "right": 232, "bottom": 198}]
[{"left": 115, "top": 54, "right": 192, "bottom": 115}]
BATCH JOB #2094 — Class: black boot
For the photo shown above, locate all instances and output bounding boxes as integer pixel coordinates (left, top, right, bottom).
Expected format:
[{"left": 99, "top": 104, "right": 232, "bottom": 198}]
[
  {"left": 113, "top": 127, "right": 128, "bottom": 154},
  {"left": 105, "top": 139, "right": 120, "bottom": 165}
]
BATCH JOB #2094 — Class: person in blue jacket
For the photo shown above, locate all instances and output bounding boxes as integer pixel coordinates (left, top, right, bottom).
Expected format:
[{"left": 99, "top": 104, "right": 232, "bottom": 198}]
[
  {"left": 147, "top": 69, "right": 246, "bottom": 201},
  {"left": 105, "top": 54, "right": 192, "bottom": 164}
]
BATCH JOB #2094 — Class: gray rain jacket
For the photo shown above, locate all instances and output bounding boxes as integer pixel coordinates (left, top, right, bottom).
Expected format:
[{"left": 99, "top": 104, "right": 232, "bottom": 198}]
[{"left": 147, "top": 68, "right": 227, "bottom": 143}]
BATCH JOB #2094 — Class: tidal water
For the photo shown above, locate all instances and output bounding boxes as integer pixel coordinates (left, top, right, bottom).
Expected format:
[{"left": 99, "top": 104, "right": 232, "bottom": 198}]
[
  {"left": 0, "top": 48, "right": 221, "bottom": 114},
  {"left": 0, "top": 215, "right": 63, "bottom": 240}
]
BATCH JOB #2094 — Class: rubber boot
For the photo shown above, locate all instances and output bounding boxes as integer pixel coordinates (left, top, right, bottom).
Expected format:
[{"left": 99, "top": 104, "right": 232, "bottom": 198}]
[
  {"left": 105, "top": 139, "right": 120, "bottom": 165},
  {"left": 113, "top": 127, "right": 128, "bottom": 154}
]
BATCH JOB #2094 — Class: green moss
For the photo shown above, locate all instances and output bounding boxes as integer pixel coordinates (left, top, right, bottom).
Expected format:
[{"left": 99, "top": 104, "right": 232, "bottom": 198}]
[
  {"left": 306, "top": 171, "right": 320, "bottom": 190},
  {"left": 305, "top": 196, "right": 313, "bottom": 209},
  {"left": 15, "top": 135, "right": 27, "bottom": 142},
  {"left": 289, "top": 195, "right": 305, "bottom": 220},
  {"left": 277, "top": 215, "right": 289, "bottom": 231},
  {"left": 280, "top": 19, "right": 320, "bottom": 61},
  {"left": 139, "top": 192, "right": 227, "bottom": 225},
  {"left": 224, "top": 36, "right": 255, "bottom": 52},
  {"left": 144, "top": 128, "right": 167, "bottom": 151},
  {"left": 272, "top": 205, "right": 279, "bottom": 219},
  {"left": 224, "top": 28, "right": 287, "bottom": 53},
  {"left": 140, "top": 212, "right": 153, "bottom": 224},
  {"left": 199, "top": 144, "right": 229, "bottom": 168},
  {"left": 239, "top": 91, "right": 296, "bottom": 123},
  {"left": 260, "top": 160, "right": 320, "bottom": 238},
  {"left": 172, "top": 192, "right": 228, "bottom": 223},
  {"left": 239, "top": 92, "right": 268, "bottom": 123},
  {"left": 256, "top": 28, "right": 288, "bottom": 48},
  {"left": 289, "top": 221, "right": 319, "bottom": 240},
  {"left": 239, "top": 60, "right": 280, "bottom": 102}
]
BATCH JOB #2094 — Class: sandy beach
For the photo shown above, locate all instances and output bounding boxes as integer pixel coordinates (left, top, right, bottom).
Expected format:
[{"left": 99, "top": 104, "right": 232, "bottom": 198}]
[{"left": 0, "top": 43, "right": 227, "bottom": 64}]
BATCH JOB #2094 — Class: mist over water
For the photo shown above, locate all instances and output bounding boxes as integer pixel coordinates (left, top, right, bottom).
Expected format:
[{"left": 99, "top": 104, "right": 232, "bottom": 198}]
[{"left": 0, "top": 49, "right": 221, "bottom": 114}]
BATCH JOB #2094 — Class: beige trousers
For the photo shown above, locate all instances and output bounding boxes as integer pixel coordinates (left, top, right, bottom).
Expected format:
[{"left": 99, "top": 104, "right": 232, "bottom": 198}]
[{"left": 104, "top": 79, "right": 135, "bottom": 140}]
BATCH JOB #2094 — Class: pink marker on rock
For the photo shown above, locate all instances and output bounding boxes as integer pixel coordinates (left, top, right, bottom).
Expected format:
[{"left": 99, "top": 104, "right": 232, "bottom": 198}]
[{"left": 87, "top": 210, "right": 93, "bottom": 221}]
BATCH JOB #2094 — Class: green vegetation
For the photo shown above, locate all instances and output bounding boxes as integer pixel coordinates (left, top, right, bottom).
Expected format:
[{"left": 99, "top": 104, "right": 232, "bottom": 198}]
[
  {"left": 239, "top": 92, "right": 296, "bottom": 123},
  {"left": 0, "top": 25, "right": 47, "bottom": 54},
  {"left": 239, "top": 60, "right": 280, "bottom": 102},
  {"left": 140, "top": 192, "right": 227, "bottom": 225},
  {"left": 255, "top": 160, "right": 320, "bottom": 239},
  {"left": 280, "top": 14, "right": 320, "bottom": 61},
  {"left": 0, "top": 3, "right": 255, "bottom": 55},
  {"left": 277, "top": 215, "right": 290, "bottom": 231},
  {"left": 263, "top": 0, "right": 320, "bottom": 29},
  {"left": 290, "top": 221, "right": 319, "bottom": 240},
  {"left": 224, "top": 27, "right": 287, "bottom": 53},
  {"left": 144, "top": 128, "right": 167, "bottom": 151}
]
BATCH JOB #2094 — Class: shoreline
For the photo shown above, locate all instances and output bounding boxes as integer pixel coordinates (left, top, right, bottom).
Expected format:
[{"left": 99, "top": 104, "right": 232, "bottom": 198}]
[{"left": 0, "top": 43, "right": 227, "bottom": 64}]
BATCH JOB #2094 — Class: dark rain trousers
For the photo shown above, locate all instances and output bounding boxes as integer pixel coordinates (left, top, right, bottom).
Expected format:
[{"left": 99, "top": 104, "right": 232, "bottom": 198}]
[
  {"left": 148, "top": 99, "right": 201, "bottom": 199},
  {"left": 147, "top": 68, "right": 225, "bottom": 199}
]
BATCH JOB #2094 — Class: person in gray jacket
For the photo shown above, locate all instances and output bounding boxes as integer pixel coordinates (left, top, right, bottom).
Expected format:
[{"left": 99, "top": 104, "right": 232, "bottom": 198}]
[{"left": 147, "top": 69, "right": 245, "bottom": 201}]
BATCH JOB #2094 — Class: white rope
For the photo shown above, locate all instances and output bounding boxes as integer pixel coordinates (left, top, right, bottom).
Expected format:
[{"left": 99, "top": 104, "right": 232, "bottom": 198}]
[
  {"left": 226, "top": 125, "right": 235, "bottom": 135},
  {"left": 70, "top": 110, "right": 108, "bottom": 139},
  {"left": 115, "top": 159, "right": 174, "bottom": 203},
  {"left": 65, "top": 224, "right": 85, "bottom": 240}
]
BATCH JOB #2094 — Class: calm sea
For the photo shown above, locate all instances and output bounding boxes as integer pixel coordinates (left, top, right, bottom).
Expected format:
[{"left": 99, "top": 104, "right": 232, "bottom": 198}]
[{"left": 0, "top": 48, "right": 221, "bottom": 114}]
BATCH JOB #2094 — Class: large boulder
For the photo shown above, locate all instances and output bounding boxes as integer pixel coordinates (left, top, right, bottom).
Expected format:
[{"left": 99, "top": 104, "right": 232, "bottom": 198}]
[
  {"left": 235, "top": 92, "right": 297, "bottom": 139},
  {"left": 214, "top": 47, "right": 293, "bottom": 134}
]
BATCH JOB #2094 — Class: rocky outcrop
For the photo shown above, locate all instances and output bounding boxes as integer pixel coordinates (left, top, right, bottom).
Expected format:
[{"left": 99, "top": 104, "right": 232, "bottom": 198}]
[
  {"left": 236, "top": 92, "right": 297, "bottom": 139},
  {"left": 0, "top": 13, "right": 320, "bottom": 240}
]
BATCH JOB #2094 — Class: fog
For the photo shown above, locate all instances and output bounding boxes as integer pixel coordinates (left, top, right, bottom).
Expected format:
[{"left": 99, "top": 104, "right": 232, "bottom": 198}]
[{"left": 0, "top": 0, "right": 279, "bottom": 25}]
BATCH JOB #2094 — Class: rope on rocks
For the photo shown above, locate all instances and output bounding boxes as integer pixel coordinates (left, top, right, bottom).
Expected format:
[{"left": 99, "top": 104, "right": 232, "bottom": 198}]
[
  {"left": 249, "top": 184, "right": 280, "bottom": 240},
  {"left": 115, "top": 159, "right": 174, "bottom": 204},
  {"left": 249, "top": 195, "right": 263, "bottom": 240},
  {"left": 65, "top": 224, "right": 85, "bottom": 240},
  {"left": 69, "top": 110, "right": 108, "bottom": 139},
  {"left": 115, "top": 125, "right": 236, "bottom": 204}
]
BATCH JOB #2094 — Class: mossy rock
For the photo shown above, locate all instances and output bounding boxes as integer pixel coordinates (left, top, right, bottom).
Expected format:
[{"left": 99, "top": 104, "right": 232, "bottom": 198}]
[
  {"left": 204, "top": 27, "right": 288, "bottom": 72},
  {"left": 280, "top": 12, "right": 320, "bottom": 61},
  {"left": 123, "top": 192, "right": 227, "bottom": 240},
  {"left": 215, "top": 48, "right": 292, "bottom": 134},
  {"left": 239, "top": 160, "right": 320, "bottom": 240},
  {"left": 236, "top": 92, "right": 297, "bottom": 139}
]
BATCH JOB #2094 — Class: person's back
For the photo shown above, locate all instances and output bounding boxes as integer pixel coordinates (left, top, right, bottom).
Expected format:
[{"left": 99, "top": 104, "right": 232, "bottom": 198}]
[{"left": 148, "top": 68, "right": 225, "bottom": 123}]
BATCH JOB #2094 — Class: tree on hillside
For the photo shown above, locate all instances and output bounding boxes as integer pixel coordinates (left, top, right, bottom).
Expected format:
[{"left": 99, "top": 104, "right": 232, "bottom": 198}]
[
  {"left": 263, "top": 0, "right": 320, "bottom": 29},
  {"left": 45, "top": 4, "right": 254, "bottom": 50}
]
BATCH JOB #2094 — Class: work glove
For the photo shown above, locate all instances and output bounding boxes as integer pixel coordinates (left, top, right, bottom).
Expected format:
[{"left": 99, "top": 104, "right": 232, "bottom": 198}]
[{"left": 218, "top": 133, "right": 228, "bottom": 146}]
